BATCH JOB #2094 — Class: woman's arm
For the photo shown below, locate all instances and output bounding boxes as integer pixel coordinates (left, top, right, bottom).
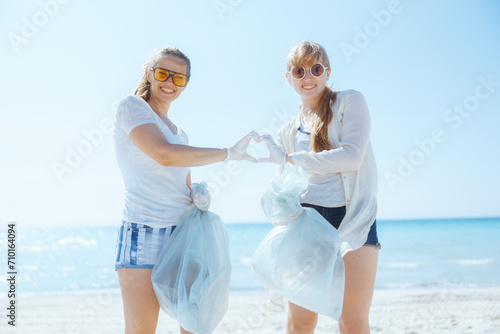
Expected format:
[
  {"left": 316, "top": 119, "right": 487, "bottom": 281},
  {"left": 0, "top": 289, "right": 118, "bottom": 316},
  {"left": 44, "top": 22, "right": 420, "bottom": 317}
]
[
  {"left": 117, "top": 96, "right": 257, "bottom": 167},
  {"left": 129, "top": 123, "right": 228, "bottom": 167},
  {"left": 288, "top": 90, "right": 371, "bottom": 174}
]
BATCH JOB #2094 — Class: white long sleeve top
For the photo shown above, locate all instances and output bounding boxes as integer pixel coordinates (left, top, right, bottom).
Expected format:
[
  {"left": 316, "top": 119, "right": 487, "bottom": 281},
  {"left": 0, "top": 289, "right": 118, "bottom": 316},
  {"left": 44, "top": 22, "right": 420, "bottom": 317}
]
[
  {"left": 294, "top": 116, "right": 346, "bottom": 207},
  {"left": 276, "top": 89, "right": 378, "bottom": 255}
]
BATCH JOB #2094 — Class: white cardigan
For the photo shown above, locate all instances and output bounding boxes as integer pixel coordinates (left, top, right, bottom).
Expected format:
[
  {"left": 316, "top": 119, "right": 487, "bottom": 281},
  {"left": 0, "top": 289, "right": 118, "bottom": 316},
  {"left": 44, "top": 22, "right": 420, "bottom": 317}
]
[{"left": 276, "top": 89, "right": 378, "bottom": 256}]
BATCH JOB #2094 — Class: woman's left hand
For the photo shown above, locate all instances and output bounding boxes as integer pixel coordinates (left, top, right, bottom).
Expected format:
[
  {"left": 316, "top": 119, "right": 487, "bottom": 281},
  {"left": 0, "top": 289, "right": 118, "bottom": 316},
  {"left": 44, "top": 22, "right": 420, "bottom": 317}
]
[{"left": 191, "top": 184, "right": 211, "bottom": 211}]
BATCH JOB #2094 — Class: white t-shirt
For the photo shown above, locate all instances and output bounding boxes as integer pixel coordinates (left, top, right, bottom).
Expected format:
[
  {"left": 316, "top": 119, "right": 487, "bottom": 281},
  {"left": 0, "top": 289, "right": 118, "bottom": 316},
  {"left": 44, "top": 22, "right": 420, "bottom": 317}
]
[
  {"left": 295, "top": 116, "right": 346, "bottom": 207},
  {"left": 113, "top": 95, "right": 193, "bottom": 228}
]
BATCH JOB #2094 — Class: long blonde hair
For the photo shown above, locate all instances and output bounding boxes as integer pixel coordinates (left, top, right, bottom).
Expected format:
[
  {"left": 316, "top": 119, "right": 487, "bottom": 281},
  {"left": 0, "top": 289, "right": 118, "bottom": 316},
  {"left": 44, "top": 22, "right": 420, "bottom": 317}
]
[
  {"left": 287, "top": 41, "right": 337, "bottom": 152},
  {"left": 134, "top": 46, "right": 191, "bottom": 101}
]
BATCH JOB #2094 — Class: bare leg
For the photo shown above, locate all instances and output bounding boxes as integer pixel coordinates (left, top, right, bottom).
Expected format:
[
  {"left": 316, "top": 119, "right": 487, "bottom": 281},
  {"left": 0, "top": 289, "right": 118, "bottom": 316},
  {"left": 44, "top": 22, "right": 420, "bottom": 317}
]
[
  {"left": 338, "top": 245, "right": 378, "bottom": 334},
  {"left": 118, "top": 269, "right": 160, "bottom": 334},
  {"left": 286, "top": 301, "right": 318, "bottom": 334},
  {"left": 118, "top": 269, "right": 194, "bottom": 334}
]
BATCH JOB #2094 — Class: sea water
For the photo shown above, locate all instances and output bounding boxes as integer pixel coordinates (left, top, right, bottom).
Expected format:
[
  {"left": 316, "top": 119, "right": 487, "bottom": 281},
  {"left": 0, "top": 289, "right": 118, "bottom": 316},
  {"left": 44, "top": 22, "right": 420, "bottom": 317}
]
[{"left": 1, "top": 218, "right": 499, "bottom": 294}]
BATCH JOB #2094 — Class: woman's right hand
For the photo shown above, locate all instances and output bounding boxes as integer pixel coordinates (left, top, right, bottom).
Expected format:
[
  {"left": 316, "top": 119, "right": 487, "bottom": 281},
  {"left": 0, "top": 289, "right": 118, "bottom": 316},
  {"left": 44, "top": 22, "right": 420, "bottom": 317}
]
[
  {"left": 257, "top": 134, "right": 288, "bottom": 165},
  {"left": 224, "top": 131, "right": 260, "bottom": 163}
]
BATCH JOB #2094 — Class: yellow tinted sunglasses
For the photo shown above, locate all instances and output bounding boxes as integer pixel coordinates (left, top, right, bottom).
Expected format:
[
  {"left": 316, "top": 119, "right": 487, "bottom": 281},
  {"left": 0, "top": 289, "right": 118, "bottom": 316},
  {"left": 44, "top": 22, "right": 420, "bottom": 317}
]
[{"left": 151, "top": 67, "right": 189, "bottom": 87}]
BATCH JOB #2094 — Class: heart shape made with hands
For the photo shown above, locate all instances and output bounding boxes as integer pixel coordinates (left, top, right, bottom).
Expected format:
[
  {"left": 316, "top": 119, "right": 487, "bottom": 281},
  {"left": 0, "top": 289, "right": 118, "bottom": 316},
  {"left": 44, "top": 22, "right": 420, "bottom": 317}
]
[{"left": 246, "top": 137, "right": 271, "bottom": 160}]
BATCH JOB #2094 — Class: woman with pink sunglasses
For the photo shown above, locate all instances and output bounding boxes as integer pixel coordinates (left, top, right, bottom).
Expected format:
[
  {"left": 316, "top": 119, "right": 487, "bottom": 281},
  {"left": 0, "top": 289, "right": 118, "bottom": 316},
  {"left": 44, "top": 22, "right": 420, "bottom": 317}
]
[{"left": 260, "top": 41, "right": 380, "bottom": 334}]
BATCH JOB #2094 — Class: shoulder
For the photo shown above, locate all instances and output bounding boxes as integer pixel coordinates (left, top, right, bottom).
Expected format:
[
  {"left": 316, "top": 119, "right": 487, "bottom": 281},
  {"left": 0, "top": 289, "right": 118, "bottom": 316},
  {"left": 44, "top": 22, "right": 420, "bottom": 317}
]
[
  {"left": 335, "top": 89, "right": 368, "bottom": 114},
  {"left": 115, "top": 95, "right": 153, "bottom": 122},
  {"left": 337, "top": 89, "right": 366, "bottom": 102},
  {"left": 117, "top": 95, "right": 150, "bottom": 111},
  {"left": 115, "top": 95, "right": 156, "bottom": 133}
]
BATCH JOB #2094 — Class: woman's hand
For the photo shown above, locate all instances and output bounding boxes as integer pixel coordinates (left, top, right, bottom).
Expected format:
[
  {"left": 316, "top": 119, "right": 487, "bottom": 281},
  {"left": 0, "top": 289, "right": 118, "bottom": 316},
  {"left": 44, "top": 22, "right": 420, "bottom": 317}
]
[
  {"left": 192, "top": 189, "right": 211, "bottom": 211},
  {"left": 224, "top": 131, "right": 260, "bottom": 163},
  {"left": 257, "top": 134, "right": 289, "bottom": 165},
  {"left": 190, "top": 182, "right": 211, "bottom": 211}
]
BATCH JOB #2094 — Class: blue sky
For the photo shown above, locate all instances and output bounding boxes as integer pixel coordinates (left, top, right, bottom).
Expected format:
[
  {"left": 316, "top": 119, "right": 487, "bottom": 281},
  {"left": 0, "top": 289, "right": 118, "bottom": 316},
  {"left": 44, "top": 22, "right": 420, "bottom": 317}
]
[{"left": 1, "top": 0, "right": 499, "bottom": 227}]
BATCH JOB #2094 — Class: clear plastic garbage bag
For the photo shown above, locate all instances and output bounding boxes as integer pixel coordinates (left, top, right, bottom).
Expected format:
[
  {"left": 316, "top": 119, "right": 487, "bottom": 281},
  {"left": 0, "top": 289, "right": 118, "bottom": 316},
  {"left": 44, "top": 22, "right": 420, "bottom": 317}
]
[
  {"left": 152, "top": 183, "right": 231, "bottom": 334},
  {"left": 252, "top": 167, "right": 345, "bottom": 319}
]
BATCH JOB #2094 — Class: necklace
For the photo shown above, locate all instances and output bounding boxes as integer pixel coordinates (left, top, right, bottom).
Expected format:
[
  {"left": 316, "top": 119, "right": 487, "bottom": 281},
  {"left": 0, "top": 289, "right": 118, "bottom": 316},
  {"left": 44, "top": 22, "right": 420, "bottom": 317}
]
[
  {"left": 298, "top": 114, "right": 312, "bottom": 135},
  {"left": 297, "top": 127, "right": 311, "bottom": 135}
]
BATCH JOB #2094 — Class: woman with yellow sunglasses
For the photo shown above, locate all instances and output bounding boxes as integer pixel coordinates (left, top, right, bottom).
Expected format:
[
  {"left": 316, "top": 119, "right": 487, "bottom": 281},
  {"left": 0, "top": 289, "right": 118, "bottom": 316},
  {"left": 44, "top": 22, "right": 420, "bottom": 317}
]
[{"left": 113, "top": 46, "right": 257, "bottom": 334}]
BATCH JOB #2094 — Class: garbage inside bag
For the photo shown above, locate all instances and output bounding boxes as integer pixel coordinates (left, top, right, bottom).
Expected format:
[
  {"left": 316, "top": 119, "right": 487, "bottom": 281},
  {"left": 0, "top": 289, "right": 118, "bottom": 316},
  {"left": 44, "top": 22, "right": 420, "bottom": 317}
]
[
  {"left": 152, "top": 192, "right": 231, "bottom": 334},
  {"left": 252, "top": 167, "right": 345, "bottom": 319},
  {"left": 260, "top": 166, "right": 309, "bottom": 225}
]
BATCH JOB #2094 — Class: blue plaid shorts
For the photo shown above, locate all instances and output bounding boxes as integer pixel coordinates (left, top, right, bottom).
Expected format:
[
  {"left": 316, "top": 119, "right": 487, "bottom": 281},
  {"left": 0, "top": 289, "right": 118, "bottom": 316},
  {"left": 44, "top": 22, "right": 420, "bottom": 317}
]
[{"left": 114, "top": 221, "right": 176, "bottom": 270}]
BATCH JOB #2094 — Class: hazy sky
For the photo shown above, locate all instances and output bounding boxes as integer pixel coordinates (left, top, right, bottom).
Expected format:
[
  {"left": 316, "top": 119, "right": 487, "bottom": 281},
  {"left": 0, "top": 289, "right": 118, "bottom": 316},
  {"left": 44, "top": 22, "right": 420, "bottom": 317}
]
[{"left": 1, "top": 0, "right": 499, "bottom": 227}]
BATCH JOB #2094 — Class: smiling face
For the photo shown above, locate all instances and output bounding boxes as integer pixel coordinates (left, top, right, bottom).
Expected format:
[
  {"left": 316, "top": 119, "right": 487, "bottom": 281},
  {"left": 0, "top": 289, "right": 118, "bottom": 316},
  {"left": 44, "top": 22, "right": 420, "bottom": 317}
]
[
  {"left": 147, "top": 55, "right": 189, "bottom": 107},
  {"left": 288, "top": 59, "right": 331, "bottom": 107},
  {"left": 286, "top": 42, "right": 332, "bottom": 109}
]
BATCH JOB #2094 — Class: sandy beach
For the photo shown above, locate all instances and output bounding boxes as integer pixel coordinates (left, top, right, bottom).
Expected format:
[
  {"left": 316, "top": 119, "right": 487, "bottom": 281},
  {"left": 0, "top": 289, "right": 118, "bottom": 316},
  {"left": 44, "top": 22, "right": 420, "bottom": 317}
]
[{"left": 1, "top": 287, "right": 499, "bottom": 334}]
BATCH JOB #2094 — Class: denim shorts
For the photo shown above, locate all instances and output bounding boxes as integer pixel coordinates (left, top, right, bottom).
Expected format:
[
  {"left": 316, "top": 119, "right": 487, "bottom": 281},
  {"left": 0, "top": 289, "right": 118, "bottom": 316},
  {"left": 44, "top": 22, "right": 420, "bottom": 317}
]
[
  {"left": 302, "top": 203, "right": 381, "bottom": 249},
  {"left": 114, "top": 221, "right": 176, "bottom": 270}
]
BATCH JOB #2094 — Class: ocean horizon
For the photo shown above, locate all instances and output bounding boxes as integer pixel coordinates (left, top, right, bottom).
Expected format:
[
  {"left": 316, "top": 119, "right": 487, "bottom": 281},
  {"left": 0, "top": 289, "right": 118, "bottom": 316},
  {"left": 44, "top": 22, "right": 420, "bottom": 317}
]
[{"left": 1, "top": 217, "right": 500, "bottom": 295}]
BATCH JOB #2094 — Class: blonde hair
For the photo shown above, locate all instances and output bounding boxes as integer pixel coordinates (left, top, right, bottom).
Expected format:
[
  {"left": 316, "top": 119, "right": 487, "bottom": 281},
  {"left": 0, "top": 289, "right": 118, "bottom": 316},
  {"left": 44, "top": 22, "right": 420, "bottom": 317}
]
[
  {"left": 134, "top": 46, "right": 191, "bottom": 101},
  {"left": 287, "top": 41, "right": 337, "bottom": 152}
]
